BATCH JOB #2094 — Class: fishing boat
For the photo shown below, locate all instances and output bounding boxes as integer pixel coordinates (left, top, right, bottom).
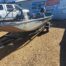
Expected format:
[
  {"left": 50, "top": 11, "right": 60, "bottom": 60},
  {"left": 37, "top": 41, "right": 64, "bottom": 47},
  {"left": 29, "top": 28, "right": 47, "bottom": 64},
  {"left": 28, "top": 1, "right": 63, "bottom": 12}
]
[{"left": 0, "top": 5, "right": 52, "bottom": 32}]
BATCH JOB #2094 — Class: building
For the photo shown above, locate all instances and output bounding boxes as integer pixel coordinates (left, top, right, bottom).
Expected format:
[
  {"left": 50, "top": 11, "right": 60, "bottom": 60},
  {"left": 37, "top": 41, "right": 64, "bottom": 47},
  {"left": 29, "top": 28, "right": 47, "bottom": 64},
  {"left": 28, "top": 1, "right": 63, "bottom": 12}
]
[
  {"left": 0, "top": 0, "right": 66, "bottom": 19},
  {"left": 16, "top": 0, "right": 63, "bottom": 19},
  {"left": 0, "top": 0, "right": 15, "bottom": 3},
  {"left": 53, "top": 0, "right": 66, "bottom": 19},
  {"left": 44, "top": 0, "right": 66, "bottom": 19},
  {"left": 16, "top": 0, "right": 46, "bottom": 13}
]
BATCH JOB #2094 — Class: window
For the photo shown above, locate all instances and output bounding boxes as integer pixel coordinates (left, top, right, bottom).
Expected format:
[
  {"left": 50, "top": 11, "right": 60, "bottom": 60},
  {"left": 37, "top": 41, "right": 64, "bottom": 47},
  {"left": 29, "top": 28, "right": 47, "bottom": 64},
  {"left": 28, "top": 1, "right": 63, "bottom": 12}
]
[
  {"left": 15, "top": 5, "right": 24, "bottom": 19},
  {"left": 6, "top": 5, "right": 14, "bottom": 11},
  {"left": 15, "top": 5, "right": 20, "bottom": 10},
  {"left": 0, "top": 5, "right": 3, "bottom": 10}
]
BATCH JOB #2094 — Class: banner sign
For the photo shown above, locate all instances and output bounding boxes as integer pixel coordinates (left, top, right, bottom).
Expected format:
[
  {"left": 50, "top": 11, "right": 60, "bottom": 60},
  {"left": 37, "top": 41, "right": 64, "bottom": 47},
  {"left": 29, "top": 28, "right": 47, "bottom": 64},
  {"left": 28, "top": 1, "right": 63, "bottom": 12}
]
[{"left": 46, "top": 0, "right": 60, "bottom": 6}]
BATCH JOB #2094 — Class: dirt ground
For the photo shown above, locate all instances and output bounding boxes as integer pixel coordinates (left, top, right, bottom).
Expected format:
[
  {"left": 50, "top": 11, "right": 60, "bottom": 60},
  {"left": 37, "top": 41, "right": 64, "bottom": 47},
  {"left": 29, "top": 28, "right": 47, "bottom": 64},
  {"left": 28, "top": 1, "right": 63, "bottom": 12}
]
[{"left": 0, "top": 21, "right": 66, "bottom": 66}]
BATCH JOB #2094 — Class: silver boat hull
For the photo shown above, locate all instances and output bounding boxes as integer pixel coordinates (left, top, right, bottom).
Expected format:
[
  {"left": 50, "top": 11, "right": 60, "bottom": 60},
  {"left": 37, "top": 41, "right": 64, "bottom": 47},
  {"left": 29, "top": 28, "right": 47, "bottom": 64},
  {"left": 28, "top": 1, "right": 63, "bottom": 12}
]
[{"left": 0, "top": 16, "right": 52, "bottom": 32}]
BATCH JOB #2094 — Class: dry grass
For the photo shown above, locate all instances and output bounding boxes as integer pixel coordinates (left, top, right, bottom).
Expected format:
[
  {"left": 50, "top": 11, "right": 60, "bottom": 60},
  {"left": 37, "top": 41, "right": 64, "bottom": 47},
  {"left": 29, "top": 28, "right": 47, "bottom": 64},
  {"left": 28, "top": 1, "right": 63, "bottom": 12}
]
[{"left": 0, "top": 31, "right": 8, "bottom": 37}]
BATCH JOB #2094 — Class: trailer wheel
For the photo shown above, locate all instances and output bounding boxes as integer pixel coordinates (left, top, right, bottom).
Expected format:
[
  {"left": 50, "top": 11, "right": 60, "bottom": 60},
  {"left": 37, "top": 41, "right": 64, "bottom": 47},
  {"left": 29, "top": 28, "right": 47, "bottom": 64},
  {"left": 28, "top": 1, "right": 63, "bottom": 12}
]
[
  {"left": 45, "top": 22, "right": 50, "bottom": 32},
  {"left": 46, "top": 27, "right": 49, "bottom": 32}
]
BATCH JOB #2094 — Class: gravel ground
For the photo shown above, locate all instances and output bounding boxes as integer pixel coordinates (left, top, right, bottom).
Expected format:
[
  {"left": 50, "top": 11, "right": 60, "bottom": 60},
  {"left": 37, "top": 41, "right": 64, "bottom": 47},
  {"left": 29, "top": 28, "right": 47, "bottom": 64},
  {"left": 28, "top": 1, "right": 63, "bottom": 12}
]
[{"left": 0, "top": 21, "right": 66, "bottom": 66}]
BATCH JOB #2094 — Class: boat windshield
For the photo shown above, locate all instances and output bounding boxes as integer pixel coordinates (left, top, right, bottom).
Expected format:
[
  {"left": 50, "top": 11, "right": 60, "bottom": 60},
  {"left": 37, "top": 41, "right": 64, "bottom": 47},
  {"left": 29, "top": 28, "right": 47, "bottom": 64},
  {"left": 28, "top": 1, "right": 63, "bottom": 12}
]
[
  {"left": 27, "top": 12, "right": 45, "bottom": 20},
  {"left": 15, "top": 5, "right": 45, "bottom": 20}
]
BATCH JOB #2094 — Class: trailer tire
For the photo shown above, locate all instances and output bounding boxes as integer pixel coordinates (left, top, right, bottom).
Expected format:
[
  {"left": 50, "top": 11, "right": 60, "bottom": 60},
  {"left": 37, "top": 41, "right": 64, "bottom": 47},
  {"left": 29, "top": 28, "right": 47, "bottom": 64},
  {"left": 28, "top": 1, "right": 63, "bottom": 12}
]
[
  {"left": 45, "top": 22, "right": 50, "bottom": 32},
  {"left": 46, "top": 27, "right": 49, "bottom": 32}
]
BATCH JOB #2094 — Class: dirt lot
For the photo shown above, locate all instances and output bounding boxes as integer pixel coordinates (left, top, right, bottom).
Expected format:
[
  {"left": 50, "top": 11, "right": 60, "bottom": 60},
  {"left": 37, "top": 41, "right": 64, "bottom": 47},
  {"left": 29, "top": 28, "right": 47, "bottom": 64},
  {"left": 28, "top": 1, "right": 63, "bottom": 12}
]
[{"left": 0, "top": 21, "right": 66, "bottom": 66}]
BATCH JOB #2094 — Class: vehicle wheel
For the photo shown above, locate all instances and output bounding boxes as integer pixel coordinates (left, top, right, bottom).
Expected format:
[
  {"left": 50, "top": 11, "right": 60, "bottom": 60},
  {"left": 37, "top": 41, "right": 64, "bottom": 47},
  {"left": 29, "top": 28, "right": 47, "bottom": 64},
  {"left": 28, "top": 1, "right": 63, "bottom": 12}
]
[
  {"left": 45, "top": 27, "right": 49, "bottom": 32},
  {"left": 45, "top": 22, "right": 50, "bottom": 32}
]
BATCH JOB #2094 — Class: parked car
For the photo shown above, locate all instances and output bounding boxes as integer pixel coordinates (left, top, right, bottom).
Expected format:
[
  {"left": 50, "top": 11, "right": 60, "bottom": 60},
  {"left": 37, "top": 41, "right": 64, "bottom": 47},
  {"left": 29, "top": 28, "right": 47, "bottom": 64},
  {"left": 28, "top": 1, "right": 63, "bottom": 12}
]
[{"left": 0, "top": 4, "right": 22, "bottom": 21}]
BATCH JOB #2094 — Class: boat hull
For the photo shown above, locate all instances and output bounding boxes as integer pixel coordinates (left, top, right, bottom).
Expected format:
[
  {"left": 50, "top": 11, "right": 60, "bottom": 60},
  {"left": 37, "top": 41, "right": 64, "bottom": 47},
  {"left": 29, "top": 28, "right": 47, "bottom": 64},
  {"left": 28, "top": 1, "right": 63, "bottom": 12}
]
[{"left": 0, "top": 16, "right": 52, "bottom": 32}]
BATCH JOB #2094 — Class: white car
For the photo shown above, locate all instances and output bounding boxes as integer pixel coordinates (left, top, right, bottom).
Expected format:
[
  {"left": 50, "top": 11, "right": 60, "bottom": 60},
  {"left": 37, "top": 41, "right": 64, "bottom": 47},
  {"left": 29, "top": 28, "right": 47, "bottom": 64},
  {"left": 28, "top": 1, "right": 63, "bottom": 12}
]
[{"left": 0, "top": 4, "right": 22, "bottom": 21}]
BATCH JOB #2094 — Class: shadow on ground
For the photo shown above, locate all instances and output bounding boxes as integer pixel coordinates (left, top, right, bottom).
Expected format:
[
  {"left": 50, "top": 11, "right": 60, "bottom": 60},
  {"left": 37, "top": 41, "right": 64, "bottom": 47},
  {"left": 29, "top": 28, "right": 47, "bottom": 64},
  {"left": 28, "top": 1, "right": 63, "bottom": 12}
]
[
  {"left": 0, "top": 30, "right": 47, "bottom": 60},
  {"left": 0, "top": 32, "right": 30, "bottom": 60},
  {"left": 52, "top": 20, "right": 66, "bottom": 66}
]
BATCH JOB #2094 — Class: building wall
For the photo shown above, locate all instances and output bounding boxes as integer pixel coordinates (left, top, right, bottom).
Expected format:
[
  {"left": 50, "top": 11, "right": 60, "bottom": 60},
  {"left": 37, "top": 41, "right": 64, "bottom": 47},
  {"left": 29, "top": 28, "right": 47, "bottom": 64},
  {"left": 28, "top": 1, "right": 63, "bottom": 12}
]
[
  {"left": 16, "top": 0, "right": 46, "bottom": 13},
  {"left": 51, "top": 0, "right": 66, "bottom": 19},
  {"left": 0, "top": 0, "right": 15, "bottom": 3},
  {"left": 41, "top": 0, "right": 66, "bottom": 19},
  {"left": 0, "top": 0, "right": 66, "bottom": 19},
  {"left": 16, "top": 0, "right": 66, "bottom": 19}
]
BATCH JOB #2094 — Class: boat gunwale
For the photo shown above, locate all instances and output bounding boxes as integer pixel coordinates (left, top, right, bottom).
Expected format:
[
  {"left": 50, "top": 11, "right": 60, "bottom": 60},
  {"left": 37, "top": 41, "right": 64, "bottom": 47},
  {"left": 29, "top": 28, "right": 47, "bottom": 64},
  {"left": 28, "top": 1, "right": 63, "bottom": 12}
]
[{"left": 0, "top": 16, "right": 52, "bottom": 26}]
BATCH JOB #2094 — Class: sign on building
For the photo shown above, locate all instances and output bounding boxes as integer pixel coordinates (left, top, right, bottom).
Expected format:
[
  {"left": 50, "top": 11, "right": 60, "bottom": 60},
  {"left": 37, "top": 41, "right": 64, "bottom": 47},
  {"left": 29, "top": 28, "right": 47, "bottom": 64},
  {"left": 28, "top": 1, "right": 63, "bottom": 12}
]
[{"left": 46, "top": 0, "right": 60, "bottom": 6}]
